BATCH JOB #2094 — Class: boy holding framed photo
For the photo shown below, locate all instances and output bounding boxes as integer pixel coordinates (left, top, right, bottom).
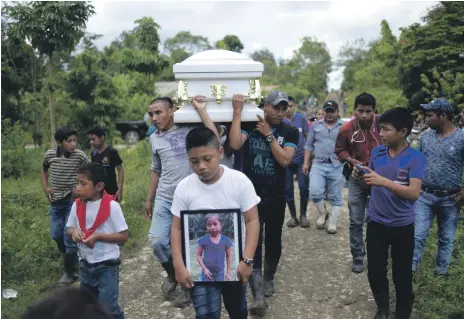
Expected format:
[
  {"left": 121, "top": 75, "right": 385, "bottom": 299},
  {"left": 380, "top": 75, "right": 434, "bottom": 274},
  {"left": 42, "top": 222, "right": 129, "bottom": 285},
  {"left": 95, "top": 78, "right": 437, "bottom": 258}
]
[{"left": 171, "top": 126, "right": 260, "bottom": 319}]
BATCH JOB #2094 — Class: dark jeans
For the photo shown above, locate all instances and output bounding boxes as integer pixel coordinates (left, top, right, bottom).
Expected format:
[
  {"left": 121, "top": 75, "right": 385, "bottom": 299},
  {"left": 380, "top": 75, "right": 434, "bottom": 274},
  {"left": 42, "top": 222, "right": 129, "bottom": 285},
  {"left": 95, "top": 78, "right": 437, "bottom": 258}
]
[
  {"left": 192, "top": 283, "right": 247, "bottom": 319},
  {"left": 49, "top": 199, "right": 77, "bottom": 254},
  {"left": 348, "top": 176, "right": 370, "bottom": 261},
  {"left": 79, "top": 260, "right": 124, "bottom": 319},
  {"left": 253, "top": 197, "right": 287, "bottom": 270},
  {"left": 367, "top": 221, "right": 414, "bottom": 315},
  {"left": 285, "top": 162, "right": 309, "bottom": 205}
]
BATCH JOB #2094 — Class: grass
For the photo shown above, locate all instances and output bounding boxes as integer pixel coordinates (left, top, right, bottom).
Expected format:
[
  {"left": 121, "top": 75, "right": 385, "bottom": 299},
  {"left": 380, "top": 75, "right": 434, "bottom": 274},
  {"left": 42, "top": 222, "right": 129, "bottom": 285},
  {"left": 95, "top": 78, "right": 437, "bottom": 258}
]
[
  {"left": 1, "top": 141, "right": 152, "bottom": 319},
  {"left": 1, "top": 140, "right": 463, "bottom": 318}
]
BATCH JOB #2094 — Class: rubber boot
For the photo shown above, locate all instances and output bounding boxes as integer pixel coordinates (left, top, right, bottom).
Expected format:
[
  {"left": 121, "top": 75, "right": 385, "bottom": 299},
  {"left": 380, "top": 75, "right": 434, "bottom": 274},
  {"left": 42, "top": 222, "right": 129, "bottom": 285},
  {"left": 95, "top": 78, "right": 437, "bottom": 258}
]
[
  {"left": 315, "top": 201, "right": 328, "bottom": 229},
  {"left": 395, "top": 293, "right": 414, "bottom": 319},
  {"left": 172, "top": 287, "right": 192, "bottom": 308},
  {"left": 249, "top": 269, "right": 268, "bottom": 316},
  {"left": 160, "top": 261, "right": 178, "bottom": 300},
  {"left": 59, "top": 252, "right": 76, "bottom": 285},
  {"left": 299, "top": 198, "right": 310, "bottom": 228},
  {"left": 263, "top": 258, "right": 278, "bottom": 297},
  {"left": 327, "top": 206, "right": 342, "bottom": 234},
  {"left": 286, "top": 201, "right": 299, "bottom": 227},
  {"left": 373, "top": 292, "right": 390, "bottom": 319}
]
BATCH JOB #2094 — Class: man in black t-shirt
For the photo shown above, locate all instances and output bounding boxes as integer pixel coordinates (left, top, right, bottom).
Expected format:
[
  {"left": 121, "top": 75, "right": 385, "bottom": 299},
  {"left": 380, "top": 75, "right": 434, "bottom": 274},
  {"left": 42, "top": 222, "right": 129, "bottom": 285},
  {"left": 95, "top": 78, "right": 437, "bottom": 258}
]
[
  {"left": 229, "top": 91, "right": 298, "bottom": 317},
  {"left": 88, "top": 127, "right": 124, "bottom": 202}
]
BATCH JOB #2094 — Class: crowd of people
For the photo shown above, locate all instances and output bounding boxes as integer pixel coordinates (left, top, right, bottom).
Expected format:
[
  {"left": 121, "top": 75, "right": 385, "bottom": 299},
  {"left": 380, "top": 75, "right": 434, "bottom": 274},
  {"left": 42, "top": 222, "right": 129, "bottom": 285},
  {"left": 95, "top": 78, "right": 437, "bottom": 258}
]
[{"left": 28, "top": 91, "right": 463, "bottom": 319}]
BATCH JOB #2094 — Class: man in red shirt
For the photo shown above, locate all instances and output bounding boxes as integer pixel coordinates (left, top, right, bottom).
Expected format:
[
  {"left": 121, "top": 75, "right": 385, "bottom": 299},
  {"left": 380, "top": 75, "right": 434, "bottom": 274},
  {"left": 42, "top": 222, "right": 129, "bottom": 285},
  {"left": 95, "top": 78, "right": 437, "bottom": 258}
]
[{"left": 335, "top": 93, "right": 380, "bottom": 274}]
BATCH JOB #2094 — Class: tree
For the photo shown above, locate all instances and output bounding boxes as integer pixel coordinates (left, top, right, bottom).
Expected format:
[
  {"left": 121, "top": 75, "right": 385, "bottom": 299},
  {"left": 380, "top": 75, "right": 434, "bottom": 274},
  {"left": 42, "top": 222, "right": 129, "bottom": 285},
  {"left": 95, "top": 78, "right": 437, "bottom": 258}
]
[
  {"left": 8, "top": 1, "right": 95, "bottom": 146},
  {"left": 250, "top": 48, "right": 278, "bottom": 84},
  {"left": 164, "top": 31, "right": 211, "bottom": 63},
  {"left": 215, "top": 35, "right": 244, "bottom": 53}
]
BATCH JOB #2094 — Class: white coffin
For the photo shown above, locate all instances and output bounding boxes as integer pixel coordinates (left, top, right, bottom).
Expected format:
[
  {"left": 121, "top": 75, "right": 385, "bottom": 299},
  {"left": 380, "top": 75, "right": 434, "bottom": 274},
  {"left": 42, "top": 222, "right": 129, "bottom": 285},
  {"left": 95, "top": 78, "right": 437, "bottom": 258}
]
[{"left": 172, "top": 50, "right": 265, "bottom": 123}]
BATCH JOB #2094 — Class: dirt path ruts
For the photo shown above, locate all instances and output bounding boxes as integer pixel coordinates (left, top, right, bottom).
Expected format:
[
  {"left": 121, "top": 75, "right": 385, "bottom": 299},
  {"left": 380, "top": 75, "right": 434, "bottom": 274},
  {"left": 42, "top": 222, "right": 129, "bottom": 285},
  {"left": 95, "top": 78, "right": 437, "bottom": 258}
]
[{"left": 119, "top": 188, "right": 374, "bottom": 319}]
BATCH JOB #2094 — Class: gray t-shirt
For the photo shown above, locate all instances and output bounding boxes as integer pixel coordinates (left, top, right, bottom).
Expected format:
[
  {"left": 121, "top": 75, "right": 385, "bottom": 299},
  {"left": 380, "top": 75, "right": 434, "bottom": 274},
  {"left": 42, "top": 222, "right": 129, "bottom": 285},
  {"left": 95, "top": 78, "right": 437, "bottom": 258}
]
[
  {"left": 150, "top": 125, "right": 193, "bottom": 201},
  {"left": 419, "top": 128, "right": 464, "bottom": 188}
]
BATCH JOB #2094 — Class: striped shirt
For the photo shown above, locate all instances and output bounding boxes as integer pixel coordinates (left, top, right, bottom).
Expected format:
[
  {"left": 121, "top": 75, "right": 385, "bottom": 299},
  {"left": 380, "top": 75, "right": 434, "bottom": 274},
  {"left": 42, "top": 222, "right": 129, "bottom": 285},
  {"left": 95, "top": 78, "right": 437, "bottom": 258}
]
[{"left": 43, "top": 149, "right": 90, "bottom": 202}]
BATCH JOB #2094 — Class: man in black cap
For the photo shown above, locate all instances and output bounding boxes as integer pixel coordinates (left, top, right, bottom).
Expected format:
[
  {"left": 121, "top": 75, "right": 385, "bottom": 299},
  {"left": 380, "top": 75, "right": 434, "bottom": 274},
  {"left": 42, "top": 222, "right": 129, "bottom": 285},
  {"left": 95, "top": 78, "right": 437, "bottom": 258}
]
[
  {"left": 303, "top": 101, "right": 344, "bottom": 234},
  {"left": 229, "top": 91, "right": 299, "bottom": 316}
]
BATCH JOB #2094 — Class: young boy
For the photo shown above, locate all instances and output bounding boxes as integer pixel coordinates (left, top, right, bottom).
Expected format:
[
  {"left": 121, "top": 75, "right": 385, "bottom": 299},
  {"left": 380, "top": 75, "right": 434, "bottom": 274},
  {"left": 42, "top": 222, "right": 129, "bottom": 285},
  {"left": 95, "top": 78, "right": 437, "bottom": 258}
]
[
  {"left": 171, "top": 126, "right": 260, "bottom": 319},
  {"left": 41, "top": 126, "right": 90, "bottom": 285},
  {"left": 66, "top": 163, "right": 128, "bottom": 319},
  {"left": 88, "top": 126, "right": 124, "bottom": 202},
  {"left": 352, "top": 107, "right": 425, "bottom": 319},
  {"left": 197, "top": 214, "right": 233, "bottom": 281}
]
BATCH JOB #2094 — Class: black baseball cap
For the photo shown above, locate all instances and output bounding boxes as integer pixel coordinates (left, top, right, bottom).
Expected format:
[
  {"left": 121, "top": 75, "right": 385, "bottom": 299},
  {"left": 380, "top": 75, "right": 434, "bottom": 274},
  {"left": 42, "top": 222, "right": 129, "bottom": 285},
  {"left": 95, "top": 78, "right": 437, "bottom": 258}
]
[
  {"left": 264, "top": 91, "right": 289, "bottom": 106},
  {"left": 323, "top": 100, "right": 339, "bottom": 111}
]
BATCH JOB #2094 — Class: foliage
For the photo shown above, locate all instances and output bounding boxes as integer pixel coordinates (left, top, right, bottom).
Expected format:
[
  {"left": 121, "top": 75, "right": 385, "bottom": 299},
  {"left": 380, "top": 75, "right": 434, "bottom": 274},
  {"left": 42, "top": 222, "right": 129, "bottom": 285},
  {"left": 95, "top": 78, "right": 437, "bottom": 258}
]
[
  {"left": 1, "top": 119, "right": 33, "bottom": 178},
  {"left": 215, "top": 34, "right": 244, "bottom": 53},
  {"left": 164, "top": 31, "right": 211, "bottom": 63}
]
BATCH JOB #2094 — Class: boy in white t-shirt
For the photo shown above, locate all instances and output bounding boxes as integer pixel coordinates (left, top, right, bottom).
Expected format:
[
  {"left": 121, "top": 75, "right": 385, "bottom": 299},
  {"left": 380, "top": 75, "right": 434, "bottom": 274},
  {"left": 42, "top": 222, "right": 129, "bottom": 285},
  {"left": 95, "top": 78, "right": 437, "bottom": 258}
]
[
  {"left": 171, "top": 126, "right": 260, "bottom": 319},
  {"left": 66, "top": 163, "right": 128, "bottom": 319}
]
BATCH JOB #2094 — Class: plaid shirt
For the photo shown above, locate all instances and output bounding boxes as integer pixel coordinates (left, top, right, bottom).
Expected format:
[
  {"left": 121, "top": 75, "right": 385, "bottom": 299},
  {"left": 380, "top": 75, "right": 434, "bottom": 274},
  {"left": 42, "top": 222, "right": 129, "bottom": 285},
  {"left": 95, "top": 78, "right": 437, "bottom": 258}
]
[{"left": 335, "top": 118, "right": 380, "bottom": 166}]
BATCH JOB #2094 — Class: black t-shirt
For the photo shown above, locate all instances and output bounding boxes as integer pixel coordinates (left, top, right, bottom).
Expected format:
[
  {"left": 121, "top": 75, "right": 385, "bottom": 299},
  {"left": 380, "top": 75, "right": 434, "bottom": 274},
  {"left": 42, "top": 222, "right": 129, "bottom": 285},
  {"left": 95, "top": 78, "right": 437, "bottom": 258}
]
[
  {"left": 91, "top": 146, "right": 123, "bottom": 195},
  {"left": 241, "top": 122, "right": 299, "bottom": 201}
]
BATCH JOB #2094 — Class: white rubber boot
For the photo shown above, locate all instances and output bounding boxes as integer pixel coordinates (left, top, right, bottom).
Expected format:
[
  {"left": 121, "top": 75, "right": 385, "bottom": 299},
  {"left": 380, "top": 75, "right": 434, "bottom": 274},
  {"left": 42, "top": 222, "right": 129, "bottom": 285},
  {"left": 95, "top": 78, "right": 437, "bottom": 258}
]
[
  {"left": 315, "top": 201, "right": 327, "bottom": 229},
  {"left": 327, "top": 206, "right": 342, "bottom": 234}
]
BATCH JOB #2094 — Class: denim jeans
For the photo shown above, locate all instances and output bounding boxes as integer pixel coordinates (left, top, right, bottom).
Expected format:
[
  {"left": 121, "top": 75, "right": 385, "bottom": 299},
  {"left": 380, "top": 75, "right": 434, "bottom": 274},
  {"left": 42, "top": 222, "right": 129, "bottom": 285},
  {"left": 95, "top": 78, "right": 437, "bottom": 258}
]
[
  {"left": 413, "top": 191, "right": 461, "bottom": 275},
  {"left": 309, "top": 163, "right": 344, "bottom": 206},
  {"left": 285, "top": 162, "right": 309, "bottom": 204},
  {"left": 148, "top": 197, "right": 173, "bottom": 263},
  {"left": 49, "top": 199, "right": 77, "bottom": 253},
  {"left": 348, "top": 176, "right": 370, "bottom": 261},
  {"left": 79, "top": 260, "right": 124, "bottom": 319},
  {"left": 192, "top": 283, "right": 247, "bottom": 319}
]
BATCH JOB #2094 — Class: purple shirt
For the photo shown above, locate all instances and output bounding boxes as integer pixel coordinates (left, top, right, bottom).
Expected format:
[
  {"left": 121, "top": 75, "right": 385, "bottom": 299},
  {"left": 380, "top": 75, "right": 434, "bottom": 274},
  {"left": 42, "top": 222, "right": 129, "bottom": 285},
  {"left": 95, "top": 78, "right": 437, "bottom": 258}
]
[
  {"left": 367, "top": 145, "right": 426, "bottom": 227},
  {"left": 197, "top": 234, "right": 233, "bottom": 273},
  {"left": 283, "top": 113, "right": 310, "bottom": 165}
]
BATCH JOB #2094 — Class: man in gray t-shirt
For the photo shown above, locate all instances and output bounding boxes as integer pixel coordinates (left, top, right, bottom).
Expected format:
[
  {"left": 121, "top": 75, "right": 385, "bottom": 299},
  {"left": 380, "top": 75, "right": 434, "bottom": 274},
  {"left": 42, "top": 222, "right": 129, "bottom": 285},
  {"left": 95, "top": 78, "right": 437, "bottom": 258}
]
[
  {"left": 144, "top": 96, "right": 219, "bottom": 306},
  {"left": 413, "top": 98, "right": 464, "bottom": 276}
]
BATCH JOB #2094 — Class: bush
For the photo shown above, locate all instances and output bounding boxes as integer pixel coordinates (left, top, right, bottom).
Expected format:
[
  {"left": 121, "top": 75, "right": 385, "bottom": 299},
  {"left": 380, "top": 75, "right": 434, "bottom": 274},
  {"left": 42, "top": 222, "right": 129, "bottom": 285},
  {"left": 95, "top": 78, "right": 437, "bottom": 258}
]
[{"left": 1, "top": 119, "right": 33, "bottom": 179}]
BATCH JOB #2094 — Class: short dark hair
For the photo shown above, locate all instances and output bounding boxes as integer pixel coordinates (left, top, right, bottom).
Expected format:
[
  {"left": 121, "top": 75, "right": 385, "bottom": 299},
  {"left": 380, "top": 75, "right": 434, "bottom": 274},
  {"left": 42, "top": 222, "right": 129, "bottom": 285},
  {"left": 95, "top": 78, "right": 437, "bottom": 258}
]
[
  {"left": 150, "top": 97, "right": 174, "bottom": 109},
  {"left": 379, "top": 107, "right": 413, "bottom": 136},
  {"left": 77, "top": 163, "right": 106, "bottom": 185},
  {"left": 87, "top": 126, "right": 106, "bottom": 137},
  {"left": 288, "top": 96, "right": 295, "bottom": 102},
  {"left": 21, "top": 287, "right": 113, "bottom": 319},
  {"left": 54, "top": 126, "right": 77, "bottom": 142},
  {"left": 185, "top": 126, "right": 219, "bottom": 152},
  {"left": 354, "top": 93, "right": 376, "bottom": 110},
  {"left": 428, "top": 109, "right": 454, "bottom": 121}
]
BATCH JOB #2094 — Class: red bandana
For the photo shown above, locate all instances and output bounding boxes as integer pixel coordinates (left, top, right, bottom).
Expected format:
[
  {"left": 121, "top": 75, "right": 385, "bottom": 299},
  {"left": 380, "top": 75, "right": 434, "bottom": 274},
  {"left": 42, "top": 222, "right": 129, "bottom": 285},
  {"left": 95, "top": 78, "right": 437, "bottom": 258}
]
[{"left": 76, "top": 192, "right": 112, "bottom": 239}]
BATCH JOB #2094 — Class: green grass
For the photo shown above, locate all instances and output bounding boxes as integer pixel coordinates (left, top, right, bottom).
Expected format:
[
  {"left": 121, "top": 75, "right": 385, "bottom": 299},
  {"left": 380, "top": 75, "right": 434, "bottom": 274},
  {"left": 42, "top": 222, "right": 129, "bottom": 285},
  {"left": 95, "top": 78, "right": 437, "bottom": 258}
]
[{"left": 1, "top": 142, "right": 152, "bottom": 319}]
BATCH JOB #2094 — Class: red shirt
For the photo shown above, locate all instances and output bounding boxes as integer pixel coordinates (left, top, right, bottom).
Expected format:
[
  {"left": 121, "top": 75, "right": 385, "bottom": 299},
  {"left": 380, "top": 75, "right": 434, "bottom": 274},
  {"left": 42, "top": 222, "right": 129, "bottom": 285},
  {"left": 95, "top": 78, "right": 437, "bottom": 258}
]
[{"left": 335, "top": 118, "right": 380, "bottom": 166}]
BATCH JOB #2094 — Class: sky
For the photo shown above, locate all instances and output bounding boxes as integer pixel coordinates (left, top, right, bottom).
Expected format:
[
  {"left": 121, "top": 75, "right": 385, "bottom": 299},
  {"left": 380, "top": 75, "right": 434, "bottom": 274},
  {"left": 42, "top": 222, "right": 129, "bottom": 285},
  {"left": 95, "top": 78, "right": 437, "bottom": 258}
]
[{"left": 87, "top": 0, "right": 436, "bottom": 89}]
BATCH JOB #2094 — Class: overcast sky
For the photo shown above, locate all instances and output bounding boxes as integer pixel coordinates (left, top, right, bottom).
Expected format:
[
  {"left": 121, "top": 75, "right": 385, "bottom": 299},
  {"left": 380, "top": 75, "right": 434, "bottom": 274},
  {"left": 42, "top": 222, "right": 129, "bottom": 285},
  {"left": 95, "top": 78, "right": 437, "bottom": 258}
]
[{"left": 87, "top": 1, "right": 436, "bottom": 89}]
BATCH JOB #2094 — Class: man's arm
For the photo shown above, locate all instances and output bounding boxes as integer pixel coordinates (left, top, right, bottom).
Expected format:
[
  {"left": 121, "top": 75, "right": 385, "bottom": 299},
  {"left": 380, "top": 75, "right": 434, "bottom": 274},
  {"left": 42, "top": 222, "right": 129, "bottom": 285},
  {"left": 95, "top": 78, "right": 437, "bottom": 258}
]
[
  {"left": 335, "top": 127, "right": 360, "bottom": 166},
  {"left": 116, "top": 165, "right": 124, "bottom": 198},
  {"left": 192, "top": 96, "right": 221, "bottom": 143},
  {"left": 144, "top": 171, "right": 159, "bottom": 219},
  {"left": 269, "top": 141, "right": 296, "bottom": 168},
  {"left": 229, "top": 95, "right": 248, "bottom": 150},
  {"left": 303, "top": 125, "right": 315, "bottom": 174}
]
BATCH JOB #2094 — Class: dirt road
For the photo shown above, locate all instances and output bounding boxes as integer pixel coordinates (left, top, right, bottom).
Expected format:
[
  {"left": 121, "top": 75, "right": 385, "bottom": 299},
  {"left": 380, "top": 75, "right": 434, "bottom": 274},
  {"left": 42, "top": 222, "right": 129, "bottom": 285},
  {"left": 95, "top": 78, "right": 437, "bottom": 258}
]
[{"left": 119, "top": 188, "right": 375, "bottom": 319}]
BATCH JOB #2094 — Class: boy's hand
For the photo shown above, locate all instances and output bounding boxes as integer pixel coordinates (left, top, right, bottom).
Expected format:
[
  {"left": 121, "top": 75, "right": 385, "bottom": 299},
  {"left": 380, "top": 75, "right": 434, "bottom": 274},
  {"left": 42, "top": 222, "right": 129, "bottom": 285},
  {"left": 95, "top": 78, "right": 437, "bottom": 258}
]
[
  {"left": 237, "top": 261, "right": 253, "bottom": 285},
  {"left": 175, "top": 266, "right": 194, "bottom": 288},
  {"left": 363, "top": 167, "right": 387, "bottom": 187},
  {"left": 303, "top": 161, "right": 312, "bottom": 175},
  {"left": 352, "top": 166, "right": 361, "bottom": 179},
  {"left": 43, "top": 187, "right": 53, "bottom": 202},
  {"left": 82, "top": 234, "right": 99, "bottom": 248},
  {"left": 202, "top": 267, "right": 213, "bottom": 280},
  {"left": 225, "top": 271, "right": 231, "bottom": 281},
  {"left": 114, "top": 190, "right": 122, "bottom": 202},
  {"left": 192, "top": 95, "right": 207, "bottom": 109},
  {"left": 72, "top": 229, "right": 84, "bottom": 243},
  {"left": 144, "top": 200, "right": 153, "bottom": 219},
  {"left": 232, "top": 94, "right": 245, "bottom": 113}
]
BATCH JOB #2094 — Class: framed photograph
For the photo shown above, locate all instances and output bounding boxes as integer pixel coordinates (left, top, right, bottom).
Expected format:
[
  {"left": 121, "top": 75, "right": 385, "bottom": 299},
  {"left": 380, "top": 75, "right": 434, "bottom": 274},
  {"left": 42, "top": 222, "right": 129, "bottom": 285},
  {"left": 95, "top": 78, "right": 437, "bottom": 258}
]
[{"left": 180, "top": 209, "right": 243, "bottom": 284}]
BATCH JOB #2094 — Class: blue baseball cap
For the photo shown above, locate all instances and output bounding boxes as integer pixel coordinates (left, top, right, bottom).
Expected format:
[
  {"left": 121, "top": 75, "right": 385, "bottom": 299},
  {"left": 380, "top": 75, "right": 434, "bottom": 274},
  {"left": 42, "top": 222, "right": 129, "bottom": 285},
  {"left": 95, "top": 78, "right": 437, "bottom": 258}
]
[{"left": 420, "top": 98, "right": 452, "bottom": 112}]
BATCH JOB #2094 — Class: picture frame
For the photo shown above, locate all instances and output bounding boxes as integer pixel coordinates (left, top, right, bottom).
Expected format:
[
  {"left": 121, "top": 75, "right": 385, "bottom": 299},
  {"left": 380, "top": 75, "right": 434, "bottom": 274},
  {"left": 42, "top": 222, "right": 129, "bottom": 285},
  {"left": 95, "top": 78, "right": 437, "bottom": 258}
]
[{"left": 180, "top": 209, "right": 243, "bottom": 285}]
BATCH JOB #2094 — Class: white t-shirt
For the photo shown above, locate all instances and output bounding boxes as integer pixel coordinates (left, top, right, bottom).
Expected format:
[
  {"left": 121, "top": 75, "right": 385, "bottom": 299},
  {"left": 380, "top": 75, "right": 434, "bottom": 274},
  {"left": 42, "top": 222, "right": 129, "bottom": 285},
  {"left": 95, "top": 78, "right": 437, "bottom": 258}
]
[
  {"left": 66, "top": 199, "right": 128, "bottom": 264},
  {"left": 171, "top": 165, "right": 261, "bottom": 252}
]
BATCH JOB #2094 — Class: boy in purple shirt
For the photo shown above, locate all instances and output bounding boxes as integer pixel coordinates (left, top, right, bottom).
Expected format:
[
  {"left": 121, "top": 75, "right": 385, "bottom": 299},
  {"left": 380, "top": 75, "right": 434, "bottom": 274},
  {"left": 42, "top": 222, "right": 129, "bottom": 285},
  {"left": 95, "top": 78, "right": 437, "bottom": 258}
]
[{"left": 353, "top": 107, "right": 425, "bottom": 319}]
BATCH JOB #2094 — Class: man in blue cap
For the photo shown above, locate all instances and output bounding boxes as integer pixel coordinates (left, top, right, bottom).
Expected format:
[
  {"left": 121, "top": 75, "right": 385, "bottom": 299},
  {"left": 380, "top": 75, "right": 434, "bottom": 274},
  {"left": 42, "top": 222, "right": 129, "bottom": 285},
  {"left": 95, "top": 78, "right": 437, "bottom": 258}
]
[{"left": 413, "top": 98, "right": 464, "bottom": 276}]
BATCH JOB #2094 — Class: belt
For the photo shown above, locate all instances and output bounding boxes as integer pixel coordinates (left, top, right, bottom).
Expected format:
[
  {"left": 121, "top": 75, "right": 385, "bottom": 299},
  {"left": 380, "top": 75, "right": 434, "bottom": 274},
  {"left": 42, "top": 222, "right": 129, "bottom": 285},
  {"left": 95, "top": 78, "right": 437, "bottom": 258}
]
[
  {"left": 80, "top": 258, "right": 121, "bottom": 267},
  {"left": 421, "top": 186, "right": 461, "bottom": 197}
]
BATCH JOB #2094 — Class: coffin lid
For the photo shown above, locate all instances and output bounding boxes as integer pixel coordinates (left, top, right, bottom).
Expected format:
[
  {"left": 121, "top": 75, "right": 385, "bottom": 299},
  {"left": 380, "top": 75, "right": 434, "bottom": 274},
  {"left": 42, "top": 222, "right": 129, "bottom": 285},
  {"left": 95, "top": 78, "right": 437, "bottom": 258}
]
[{"left": 173, "top": 50, "right": 264, "bottom": 74}]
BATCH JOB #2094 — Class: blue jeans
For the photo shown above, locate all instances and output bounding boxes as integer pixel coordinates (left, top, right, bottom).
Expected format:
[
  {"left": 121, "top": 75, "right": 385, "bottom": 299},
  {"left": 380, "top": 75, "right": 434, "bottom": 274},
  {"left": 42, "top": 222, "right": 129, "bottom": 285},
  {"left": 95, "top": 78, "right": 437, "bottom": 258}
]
[
  {"left": 49, "top": 199, "right": 77, "bottom": 253},
  {"left": 309, "top": 163, "right": 344, "bottom": 206},
  {"left": 285, "top": 162, "right": 309, "bottom": 204},
  {"left": 348, "top": 176, "right": 370, "bottom": 261},
  {"left": 148, "top": 197, "right": 173, "bottom": 263},
  {"left": 413, "top": 191, "right": 461, "bottom": 275},
  {"left": 192, "top": 283, "right": 247, "bottom": 319},
  {"left": 79, "top": 260, "right": 124, "bottom": 319}
]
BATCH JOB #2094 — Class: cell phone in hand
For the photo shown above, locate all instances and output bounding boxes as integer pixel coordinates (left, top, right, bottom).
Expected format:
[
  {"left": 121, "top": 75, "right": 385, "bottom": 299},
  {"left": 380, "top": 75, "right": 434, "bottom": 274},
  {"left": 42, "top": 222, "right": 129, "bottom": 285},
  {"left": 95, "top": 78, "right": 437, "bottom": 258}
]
[{"left": 355, "top": 164, "right": 369, "bottom": 175}]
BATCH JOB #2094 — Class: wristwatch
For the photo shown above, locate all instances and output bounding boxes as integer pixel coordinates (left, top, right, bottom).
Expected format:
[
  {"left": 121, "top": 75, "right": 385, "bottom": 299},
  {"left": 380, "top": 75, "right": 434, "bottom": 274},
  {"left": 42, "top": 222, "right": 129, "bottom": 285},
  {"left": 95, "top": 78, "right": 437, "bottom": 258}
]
[
  {"left": 242, "top": 258, "right": 254, "bottom": 266},
  {"left": 266, "top": 133, "right": 274, "bottom": 143}
]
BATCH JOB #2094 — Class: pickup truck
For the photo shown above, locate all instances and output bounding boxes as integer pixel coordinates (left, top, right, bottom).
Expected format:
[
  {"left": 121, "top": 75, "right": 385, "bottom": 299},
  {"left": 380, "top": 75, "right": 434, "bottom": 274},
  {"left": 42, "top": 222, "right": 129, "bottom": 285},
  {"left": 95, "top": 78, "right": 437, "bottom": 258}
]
[{"left": 114, "top": 120, "right": 149, "bottom": 144}]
